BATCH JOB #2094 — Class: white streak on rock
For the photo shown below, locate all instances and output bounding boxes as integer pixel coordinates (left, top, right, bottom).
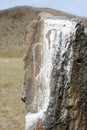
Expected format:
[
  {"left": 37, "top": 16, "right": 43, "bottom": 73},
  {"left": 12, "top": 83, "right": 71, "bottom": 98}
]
[{"left": 25, "top": 18, "right": 76, "bottom": 130}]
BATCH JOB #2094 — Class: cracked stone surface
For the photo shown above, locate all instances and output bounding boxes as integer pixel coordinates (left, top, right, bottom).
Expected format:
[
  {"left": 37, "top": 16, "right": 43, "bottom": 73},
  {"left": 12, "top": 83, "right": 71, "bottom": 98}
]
[{"left": 21, "top": 12, "right": 87, "bottom": 130}]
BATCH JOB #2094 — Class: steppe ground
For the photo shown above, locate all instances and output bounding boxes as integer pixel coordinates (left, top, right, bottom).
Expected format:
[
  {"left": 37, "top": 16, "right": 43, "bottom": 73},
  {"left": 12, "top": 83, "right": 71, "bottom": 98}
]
[{"left": 0, "top": 58, "right": 25, "bottom": 130}]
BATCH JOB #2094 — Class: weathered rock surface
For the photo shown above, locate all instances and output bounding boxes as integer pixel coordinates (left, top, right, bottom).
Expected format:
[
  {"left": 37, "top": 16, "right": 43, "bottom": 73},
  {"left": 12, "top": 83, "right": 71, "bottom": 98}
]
[{"left": 21, "top": 12, "right": 87, "bottom": 130}]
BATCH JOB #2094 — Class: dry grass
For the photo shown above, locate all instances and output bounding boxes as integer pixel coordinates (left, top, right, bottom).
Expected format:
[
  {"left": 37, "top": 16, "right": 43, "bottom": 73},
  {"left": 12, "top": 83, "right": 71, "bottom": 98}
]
[{"left": 0, "top": 58, "right": 25, "bottom": 130}]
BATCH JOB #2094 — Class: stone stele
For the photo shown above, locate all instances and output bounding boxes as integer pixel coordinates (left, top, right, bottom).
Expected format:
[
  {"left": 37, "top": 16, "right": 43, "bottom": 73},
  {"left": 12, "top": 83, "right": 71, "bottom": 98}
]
[{"left": 21, "top": 12, "right": 87, "bottom": 130}]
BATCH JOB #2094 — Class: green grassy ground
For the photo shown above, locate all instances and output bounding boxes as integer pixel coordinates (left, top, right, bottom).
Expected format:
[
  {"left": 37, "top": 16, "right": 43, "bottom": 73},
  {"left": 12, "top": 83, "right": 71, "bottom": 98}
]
[{"left": 0, "top": 58, "right": 25, "bottom": 130}]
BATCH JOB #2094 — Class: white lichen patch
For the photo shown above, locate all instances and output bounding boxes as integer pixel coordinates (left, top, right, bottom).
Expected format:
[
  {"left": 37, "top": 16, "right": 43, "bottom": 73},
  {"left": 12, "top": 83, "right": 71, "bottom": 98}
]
[
  {"left": 25, "top": 16, "right": 77, "bottom": 130},
  {"left": 25, "top": 110, "right": 44, "bottom": 130}
]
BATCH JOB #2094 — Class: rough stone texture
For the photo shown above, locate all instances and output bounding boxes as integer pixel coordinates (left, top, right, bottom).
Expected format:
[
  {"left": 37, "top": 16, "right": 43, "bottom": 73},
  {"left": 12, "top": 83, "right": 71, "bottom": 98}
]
[{"left": 21, "top": 12, "right": 87, "bottom": 130}]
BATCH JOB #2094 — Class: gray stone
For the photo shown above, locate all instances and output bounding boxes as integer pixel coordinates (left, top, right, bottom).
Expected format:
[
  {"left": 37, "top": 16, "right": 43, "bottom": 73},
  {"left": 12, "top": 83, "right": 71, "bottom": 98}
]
[{"left": 22, "top": 12, "right": 87, "bottom": 130}]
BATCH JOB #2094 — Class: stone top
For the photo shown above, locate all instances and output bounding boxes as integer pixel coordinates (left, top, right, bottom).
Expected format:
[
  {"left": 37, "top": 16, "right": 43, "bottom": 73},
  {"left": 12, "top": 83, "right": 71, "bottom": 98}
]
[{"left": 39, "top": 12, "right": 82, "bottom": 25}]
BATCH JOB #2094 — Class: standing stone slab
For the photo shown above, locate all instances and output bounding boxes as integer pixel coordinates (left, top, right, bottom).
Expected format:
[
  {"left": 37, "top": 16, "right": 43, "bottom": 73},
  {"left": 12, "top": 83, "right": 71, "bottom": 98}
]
[{"left": 22, "top": 12, "right": 87, "bottom": 130}]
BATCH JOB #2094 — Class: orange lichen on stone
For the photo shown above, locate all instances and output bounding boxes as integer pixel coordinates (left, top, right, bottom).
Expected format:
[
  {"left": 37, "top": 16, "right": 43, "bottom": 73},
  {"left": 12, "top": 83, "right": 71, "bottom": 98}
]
[{"left": 36, "top": 121, "right": 42, "bottom": 130}]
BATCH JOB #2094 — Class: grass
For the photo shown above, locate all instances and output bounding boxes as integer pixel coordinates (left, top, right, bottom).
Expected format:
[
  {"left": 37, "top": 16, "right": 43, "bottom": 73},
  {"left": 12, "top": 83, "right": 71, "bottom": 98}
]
[{"left": 0, "top": 58, "right": 25, "bottom": 130}]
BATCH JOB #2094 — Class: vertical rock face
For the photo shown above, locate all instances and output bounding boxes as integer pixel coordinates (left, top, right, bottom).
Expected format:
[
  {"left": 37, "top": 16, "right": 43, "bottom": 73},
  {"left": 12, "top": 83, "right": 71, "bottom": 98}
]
[{"left": 22, "top": 13, "right": 87, "bottom": 130}]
